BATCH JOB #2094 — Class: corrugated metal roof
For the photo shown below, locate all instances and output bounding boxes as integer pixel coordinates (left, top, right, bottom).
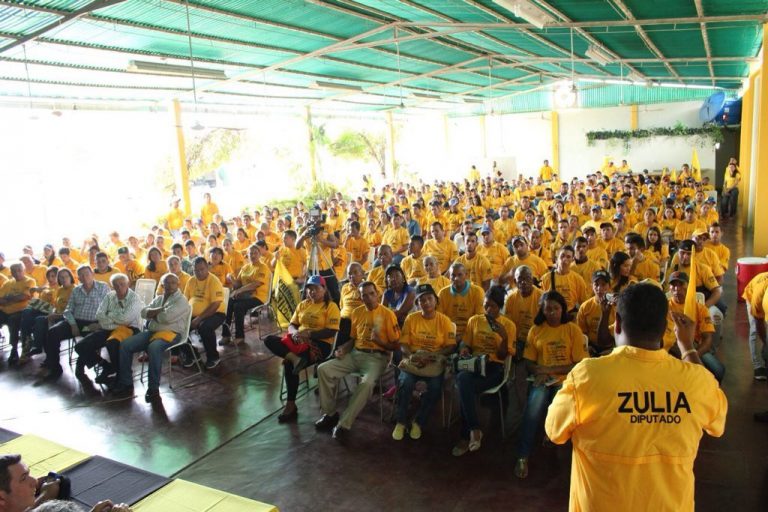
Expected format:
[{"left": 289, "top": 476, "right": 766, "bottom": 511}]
[{"left": 0, "top": 0, "right": 763, "bottom": 114}]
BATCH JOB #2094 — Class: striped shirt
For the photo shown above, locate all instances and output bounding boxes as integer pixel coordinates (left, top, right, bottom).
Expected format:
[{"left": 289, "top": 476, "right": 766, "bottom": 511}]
[
  {"left": 64, "top": 281, "right": 110, "bottom": 323},
  {"left": 96, "top": 288, "right": 145, "bottom": 330}
]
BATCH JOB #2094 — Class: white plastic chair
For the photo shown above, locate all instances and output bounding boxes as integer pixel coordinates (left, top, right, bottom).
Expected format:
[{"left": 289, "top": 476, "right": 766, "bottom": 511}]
[
  {"left": 135, "top": 278, "right": 157, "bottom": 306},
  {"left": 482, "top": 355, "right": 514, "bottom": 438}
]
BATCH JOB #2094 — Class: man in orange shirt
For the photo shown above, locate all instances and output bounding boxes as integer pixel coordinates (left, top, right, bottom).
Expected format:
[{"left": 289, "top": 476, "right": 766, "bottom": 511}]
[{"left": 546, "top": 283, "right": 727, "bottom": 512}]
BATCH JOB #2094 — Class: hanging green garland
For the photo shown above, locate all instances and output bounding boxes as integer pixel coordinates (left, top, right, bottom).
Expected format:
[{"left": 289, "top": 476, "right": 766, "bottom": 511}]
[{"left": 586, "top": 123, "right": 724, "bottom": 149}]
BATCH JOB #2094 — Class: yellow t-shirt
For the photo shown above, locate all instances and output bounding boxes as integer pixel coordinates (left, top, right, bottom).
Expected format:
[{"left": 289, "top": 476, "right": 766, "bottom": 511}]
[
  {"left": 344, "top": 236, "right": 371, "bottom": 271},
  {"left": 93, "top": 268, "right": 118, "bottom": 289},
  {"left": 524, "top": 322, "right": 587, "bottom": 381},
  {"left": 456, "top": 253, "right": 493, "bottom": 288},
  {"left": 662, "top": 300, "right": 715, "bottom": 350},
  {"left": 501, "top": 253, "right": 550, "bottom": 280},
  {"left": 632, "top": 258, "right": 660, "bottom": 282},
  {"left": 114, "top": 260, "right": 145, "bottom": 286},
  {"left": 463, "top": 314, "right": 516, "bottom": 363},
  {"left": 225, "top": 250, "right": 246, "bottom": 277},
  {"left": 423, "top": 238, "right": 459, "bottom": 274},
  {"left": 400, "top": 311, "right": 457, "bottom": 353},
  {"left": 349, "top": 304, "right": 400, "bottom": 352},
  {"left": 418, "top": 275, "right": 450, "bottom": 293},
  {"left": 209, "top": 262, "right": 233, "bottom": 288},
  {"left": 143, "top": 261, "right": 169, "bottom": 284},
  {"left": 585, "top": 246, "right": 609, "bottom": 270},
  {"left": 570, "top": 259, "right": 603, "bottom": 294},
  {"left": 540, "top": 165, "right": 554, "bottom": 181},
  {"left": 166, "top": 207, "right": 184, "bottom": 231},
  {"left": 400, "top": 254, "right": 427, "bottom": 283},
  {"left": 339, "top": 282, "right": 363, "bottom": 318},
  {"left": 201, "top": 202, "right": 219, "bottom": 225},
  {"left": 743, "top": 271, "right": 768, "bottom": 319},
  {"left": 289, "top": 299, "right": 341, "bottom": 345},
  {"left": 0, "top": 276, "right": 37, "bottom": 314},
  {"left": 367, "top": 266, "right": 387, "bottom": 295},
  {"left": 503, "top": 287, "right": 543, "bottom": 342},
  {"left": 238, "top": 262, "right": 270, "bottom": 304},
  {"left": 674, "top": 219, "right": 707, "bottom": 242},
  {"left": 381, "top": 227, "right": 410, "bottom": 254},
  {"left": 477, "top": 242, "right": 509, "bottom": 280},
  {"left": 576, "top": 297, "right": 615, "bottom": 345},
  {"left": 541, "top": 270, "right": 589, "bottom": 312},
  {"left": 545, "top": 345, "right": 727, "bottom": 512},
  {"left": 26, "top": 265, "right": 48, "bottom": 287},
  {"left": 54, "top": 286, "right": 74, "bottom": 314},
  {"left": 437, "top": 283, "right": 485, "bottom": 339},
  {"left": 184, "top": 274, "right": 226, "bottom": 316},
  {"left": 493, "top": 218, "right": 518, "bottom": 244},
  {"left": 275, "top": 246, "right": 307, "bottom": 280}
]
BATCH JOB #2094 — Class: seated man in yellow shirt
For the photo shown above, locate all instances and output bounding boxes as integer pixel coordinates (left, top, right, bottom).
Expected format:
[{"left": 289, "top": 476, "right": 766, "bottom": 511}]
[
  {"left": 315, "top": 281, "right": 400, "bottom": 441},
  {"left": 0, "top": 263, "right": 36, "bottom": 364},
  {"left": 545, "top": 283, "right": 727, "bottom": 512},
  {"left": 181, "top": 256, "right": 226, "bottom": 369}
]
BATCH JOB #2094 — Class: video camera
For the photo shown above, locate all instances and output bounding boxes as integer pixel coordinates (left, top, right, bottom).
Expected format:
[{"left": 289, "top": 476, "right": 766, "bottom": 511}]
[
  {"left": 450, "top": 353, "right": 488, "bottom": 377},
  {"left": 306, "top": 206, "right": 327, "bottom": 237}
]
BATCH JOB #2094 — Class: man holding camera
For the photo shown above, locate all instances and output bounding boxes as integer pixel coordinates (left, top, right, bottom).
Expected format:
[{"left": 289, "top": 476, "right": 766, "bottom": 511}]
[{"left": 0, "top": 454, "right": 131, "bottom": 511}]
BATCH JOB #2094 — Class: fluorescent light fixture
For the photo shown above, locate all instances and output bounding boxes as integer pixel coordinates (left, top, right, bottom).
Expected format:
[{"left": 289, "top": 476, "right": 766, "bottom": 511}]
[
  {"left": 585, "top": 45, "right": 612, "bottom": 66},
  {"left": 463, "top": 98, "right": 486, "bottom": 104},
  {"left": 408, "top": 92, "right": 438, "bottom": 99},
  {"left": 494, "top": 0, "right": 556, "bottom": 29},
  {"left": 127, "top": 60, "right": 227, "bottom": 80},
  {"left": 440, "top": 95, "right": 464, "bottom": 103},
  {"left": 626, "top": 71, "right": 644, "bottom": 83},
  {"left": 310, "top": 81, "right": 363, "bottom": 92}
]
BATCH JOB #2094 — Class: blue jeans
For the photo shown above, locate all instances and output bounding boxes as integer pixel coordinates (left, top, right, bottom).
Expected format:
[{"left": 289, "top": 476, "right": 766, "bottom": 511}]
[
  {"left": 396, "top": 371, "right": 443, "bottom": 426},
  {"left": 746, "top": 305, "right": 765, "bottom": 370},
  {"left": 518, "top": 384, "right": 561, "bottom": 458},
  {"left": 701, "top": 352, "right": 725, "bottom": 383},
  {"left": 118, "top": 331, "right": 180, "bottom": 391},
  {"left": 456, "top": 362, "right": 504, "bottom": 439}
]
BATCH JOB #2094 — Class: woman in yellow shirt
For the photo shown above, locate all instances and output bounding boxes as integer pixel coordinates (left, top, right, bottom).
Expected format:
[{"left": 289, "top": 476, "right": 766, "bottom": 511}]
[
  {"left": 19, "top": 266, "right": 59, "bottom": 358},
  {"left": 452, "top": 286, "right": 516, "bottom": 456},
  {"left": 645, "top": 226, "right": 670, "bottom": 270},
  {"left": 208, "top": 247, "right": 233, "bottom": 289},
  {"left": 337, "top": 262, "right": 365, "bottom": 347},
  {"left": 608, "top": 251, "right": 637, "bottom": 293},
  {"left": 515, "top": 290, "right": 586, "bottom": 479},
  {"left": 222, "top": 238, "right": 245, "bottom": 277},
  {"left": 234, "top": 228, "right": 250, "bottom": 254},
  {"left": 264, "top": 275, "right": 340, "bottom": 423},
  {"left": 143, "top": 247, "right": 169, "bottom": 284},
  {"left": 42, "top": 244, "right": 63, "bottom": 268},
  {"left": 393, "top": 284, "right": 457, "bottom": 441}
]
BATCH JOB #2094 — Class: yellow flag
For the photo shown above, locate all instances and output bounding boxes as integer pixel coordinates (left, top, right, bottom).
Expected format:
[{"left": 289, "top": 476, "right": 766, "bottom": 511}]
[
  {"left": 691, "top": 148, "right": 702, "bottom": 181},
  {"left": 684, "top": 246, "right": 698, "bottom": 321},
  {"left": 272, "top": 260, "right": 300, "bottom": 329},
  {"left": 661, "top": 167, "right": 668, "bottom": 178},
  {"left": 670, "top": 167, "right": 678, "bottom": 182}
]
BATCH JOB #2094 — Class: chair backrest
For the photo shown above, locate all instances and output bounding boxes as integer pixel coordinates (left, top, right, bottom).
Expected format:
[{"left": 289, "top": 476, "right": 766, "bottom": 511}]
[
  {"left": 500, "top": 355, "right": 513, "bottom": 385},
  {"left": 135, "top": 278, "right": 157, "bottom": 305},
  {"left": 178, "top": 304, "right": 194, "bottom": 346},
  {"left": 222, "top": 286, "right": 231, "bottom": 306}
]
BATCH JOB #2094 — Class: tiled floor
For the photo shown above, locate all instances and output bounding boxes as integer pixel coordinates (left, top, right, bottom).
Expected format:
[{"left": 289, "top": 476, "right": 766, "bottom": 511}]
[{"left": 1, "top": 216, "right": 767, "bottom": 511}]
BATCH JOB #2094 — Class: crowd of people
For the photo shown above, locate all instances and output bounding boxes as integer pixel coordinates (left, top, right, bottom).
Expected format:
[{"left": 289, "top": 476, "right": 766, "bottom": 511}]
[{"left": 0, "top": 158, "right": 760, "bottom": 510}]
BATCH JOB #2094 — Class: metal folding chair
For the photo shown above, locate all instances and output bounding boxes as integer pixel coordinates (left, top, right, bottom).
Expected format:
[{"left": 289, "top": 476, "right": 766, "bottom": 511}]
[
  {"left": 139, "top": 307, "right": 203, "bottom": 389},
  {"left": 247, "top": 272, "right": 283, "bottom": 340}
]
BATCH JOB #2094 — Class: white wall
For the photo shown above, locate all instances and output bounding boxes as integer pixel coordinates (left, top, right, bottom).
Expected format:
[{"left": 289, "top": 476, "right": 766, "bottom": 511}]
[{"left": 444, "top": 100, "right": 716, "bottom": 182}]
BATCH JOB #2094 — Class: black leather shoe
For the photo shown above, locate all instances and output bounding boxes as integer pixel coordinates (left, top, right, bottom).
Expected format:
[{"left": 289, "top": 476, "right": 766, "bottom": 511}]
[
  {"left": 332, "top": 425, "right": 349, "bottom": 442},
  {"left": 145, "top": 389, "right": 161, "bottom": 403},
  {"left": 277, "top": 409, "right": 298, "bottom": 423},
  {"left": 314, "top": 413, "right": 339, "bottom": 432}
]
